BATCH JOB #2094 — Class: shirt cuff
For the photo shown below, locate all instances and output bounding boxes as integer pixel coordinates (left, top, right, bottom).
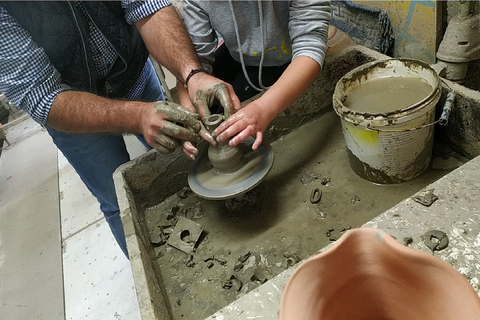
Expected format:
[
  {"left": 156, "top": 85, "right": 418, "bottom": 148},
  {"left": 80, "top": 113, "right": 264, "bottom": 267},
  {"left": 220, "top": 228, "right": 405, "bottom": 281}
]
[
  {"left": 30, "top": 85, "right": 71, "bottom": 125},
  {"left": 122, "top": 0, "right": 172, "bottom": 25}
]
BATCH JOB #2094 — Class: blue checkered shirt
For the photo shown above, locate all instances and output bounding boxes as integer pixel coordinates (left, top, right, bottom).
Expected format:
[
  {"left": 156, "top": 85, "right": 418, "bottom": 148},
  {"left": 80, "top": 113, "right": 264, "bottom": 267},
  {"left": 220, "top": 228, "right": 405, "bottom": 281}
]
[{"left": 0, "top": 0, "right": 171, "bottom": 125}]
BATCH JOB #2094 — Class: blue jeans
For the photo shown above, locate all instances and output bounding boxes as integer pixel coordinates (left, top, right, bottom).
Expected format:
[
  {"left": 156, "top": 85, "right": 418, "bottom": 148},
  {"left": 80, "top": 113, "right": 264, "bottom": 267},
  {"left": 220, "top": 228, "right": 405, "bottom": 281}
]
[{"left": 47, "top": 59, "right": 164, "bottom": 257}]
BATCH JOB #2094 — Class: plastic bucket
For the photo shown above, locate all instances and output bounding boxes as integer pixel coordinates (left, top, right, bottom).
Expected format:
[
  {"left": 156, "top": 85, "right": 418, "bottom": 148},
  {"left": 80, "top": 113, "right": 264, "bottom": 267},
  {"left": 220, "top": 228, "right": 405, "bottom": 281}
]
[{"left": 333, "top": 58, "right": 441, "bottom": 184}]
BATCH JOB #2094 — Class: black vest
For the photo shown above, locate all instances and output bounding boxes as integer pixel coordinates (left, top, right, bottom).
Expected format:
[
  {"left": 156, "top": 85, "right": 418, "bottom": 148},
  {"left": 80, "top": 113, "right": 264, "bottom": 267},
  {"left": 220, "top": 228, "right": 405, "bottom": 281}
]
[{"left": 2, "top": 1, "right": 149, "bottom": 98}]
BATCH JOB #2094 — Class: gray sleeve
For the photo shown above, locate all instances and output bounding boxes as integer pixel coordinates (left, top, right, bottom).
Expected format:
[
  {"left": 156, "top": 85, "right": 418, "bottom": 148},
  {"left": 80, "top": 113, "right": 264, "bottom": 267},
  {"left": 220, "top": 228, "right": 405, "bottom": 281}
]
[
  {"left": 182, "top": 0, "right": 218, "bottom": 73},
  {"left": 289, "top": 0, "right": 331, "bottom": 68}
]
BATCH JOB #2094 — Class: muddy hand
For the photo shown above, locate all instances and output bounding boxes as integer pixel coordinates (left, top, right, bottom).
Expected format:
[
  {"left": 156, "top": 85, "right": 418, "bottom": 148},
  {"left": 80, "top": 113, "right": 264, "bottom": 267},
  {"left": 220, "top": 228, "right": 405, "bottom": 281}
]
[
  {"left": 214, "top": 100, "right": 272, "bottom": 151},
  {"left": 151, "top": 101, "right": 215, "bottom": 154},
  {"left": 181, "top": 141, "right": 201, "bottom": 161},
  {"left": 155, "top": 135, "right": 201, "bottom": 160},
  {"left": 193, "top": 83, "right": 235, "bottom": 119}
]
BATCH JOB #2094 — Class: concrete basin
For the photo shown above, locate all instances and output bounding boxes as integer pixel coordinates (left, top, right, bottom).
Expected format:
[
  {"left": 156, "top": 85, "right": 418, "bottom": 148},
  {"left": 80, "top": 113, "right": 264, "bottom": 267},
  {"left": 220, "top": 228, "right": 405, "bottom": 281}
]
[{"left": 114, "top": 44, "right": 480, "bottom": 320}]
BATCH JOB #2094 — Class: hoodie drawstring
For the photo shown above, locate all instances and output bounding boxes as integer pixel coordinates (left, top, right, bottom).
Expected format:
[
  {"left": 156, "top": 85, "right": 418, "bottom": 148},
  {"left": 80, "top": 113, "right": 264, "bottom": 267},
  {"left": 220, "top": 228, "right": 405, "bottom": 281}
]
[{"left": 229, "top": 0, "right": 270, "bottom": 92}]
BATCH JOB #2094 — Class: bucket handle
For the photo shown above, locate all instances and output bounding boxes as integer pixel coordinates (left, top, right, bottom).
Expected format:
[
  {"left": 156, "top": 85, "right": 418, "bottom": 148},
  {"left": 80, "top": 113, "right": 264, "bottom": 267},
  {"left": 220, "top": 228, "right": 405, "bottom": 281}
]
[{"left": 366, "top": 90, "right": 455, "bottom": 133}]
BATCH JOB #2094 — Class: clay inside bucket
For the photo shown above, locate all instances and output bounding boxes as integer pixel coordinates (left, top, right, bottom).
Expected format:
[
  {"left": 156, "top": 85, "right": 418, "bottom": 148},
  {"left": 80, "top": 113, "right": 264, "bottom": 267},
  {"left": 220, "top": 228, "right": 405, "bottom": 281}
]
[
  {"left": 279, "top": 228, "right": 480, "bottom": 320},
  {"left": 344, "top": 76, "right": 433, "bottom": 113}
]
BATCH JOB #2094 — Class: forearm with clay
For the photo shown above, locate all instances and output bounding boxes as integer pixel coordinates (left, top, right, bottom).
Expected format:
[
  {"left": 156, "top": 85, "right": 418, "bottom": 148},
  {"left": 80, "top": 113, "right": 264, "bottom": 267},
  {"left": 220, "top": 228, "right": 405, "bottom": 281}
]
[
  {"left": 47, "top": 90, "right": 149, "bottom": 134},
  {"left": 48, "top": 90, "right": 207, "bottom": 155}
]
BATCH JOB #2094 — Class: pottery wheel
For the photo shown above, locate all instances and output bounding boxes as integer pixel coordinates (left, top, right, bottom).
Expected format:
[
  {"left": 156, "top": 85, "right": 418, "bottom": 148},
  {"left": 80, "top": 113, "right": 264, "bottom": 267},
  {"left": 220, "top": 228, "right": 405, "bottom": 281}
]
[{"left": 188, "top": 137, "right": 274, "bottom": 200}]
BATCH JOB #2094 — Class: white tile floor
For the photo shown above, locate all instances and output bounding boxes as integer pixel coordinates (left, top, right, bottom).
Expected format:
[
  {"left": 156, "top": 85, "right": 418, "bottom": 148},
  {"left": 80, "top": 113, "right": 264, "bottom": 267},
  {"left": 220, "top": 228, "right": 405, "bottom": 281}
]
[
  {"left": 60, "top": 135, "right": 146, "bottom": 320},
  {"left": 0, "top": 117, "right": 146, "bottom": 320},
  {"left": 0, "top": 116, "right": 64, "bottom": 320}
]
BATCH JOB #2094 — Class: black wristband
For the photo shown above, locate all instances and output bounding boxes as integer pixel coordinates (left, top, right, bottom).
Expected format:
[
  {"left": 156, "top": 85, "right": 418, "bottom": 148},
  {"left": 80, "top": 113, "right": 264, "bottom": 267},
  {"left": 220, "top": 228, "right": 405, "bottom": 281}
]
[{"left": 184, "top": 68, "right": 210, "bottom": 91}]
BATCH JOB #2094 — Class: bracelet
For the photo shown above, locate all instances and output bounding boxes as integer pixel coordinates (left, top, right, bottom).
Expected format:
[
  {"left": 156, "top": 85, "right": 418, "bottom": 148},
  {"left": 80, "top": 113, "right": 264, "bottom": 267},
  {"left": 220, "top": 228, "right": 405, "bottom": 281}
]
[{"left": 184, "top": 68, "right": 210, "bottom": 91}]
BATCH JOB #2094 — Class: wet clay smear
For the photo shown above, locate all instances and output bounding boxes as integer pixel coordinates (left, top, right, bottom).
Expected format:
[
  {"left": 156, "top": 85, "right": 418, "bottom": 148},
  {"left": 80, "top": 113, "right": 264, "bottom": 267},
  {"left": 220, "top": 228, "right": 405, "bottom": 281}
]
[{"left": 144, "top": 111, "right": 460, "bottom": 320}]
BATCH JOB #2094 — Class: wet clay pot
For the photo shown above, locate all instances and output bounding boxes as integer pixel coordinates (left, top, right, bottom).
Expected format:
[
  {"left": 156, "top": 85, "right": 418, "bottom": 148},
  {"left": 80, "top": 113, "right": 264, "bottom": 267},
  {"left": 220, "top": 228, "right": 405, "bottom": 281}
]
[
  {"left": 279, "top": 228, "right": 480, "bottom": 320},
  {"left": 204, "top": 114, "right": 245, "bottom": 174}
]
